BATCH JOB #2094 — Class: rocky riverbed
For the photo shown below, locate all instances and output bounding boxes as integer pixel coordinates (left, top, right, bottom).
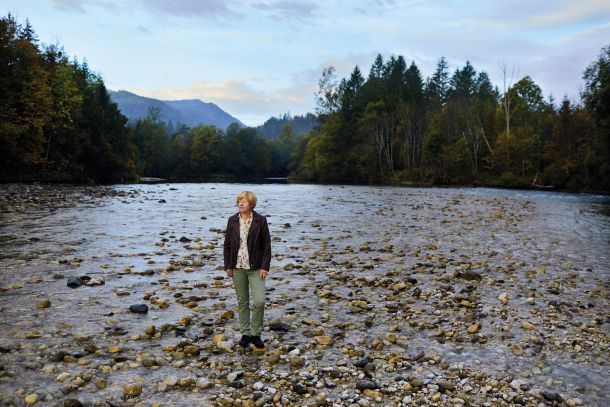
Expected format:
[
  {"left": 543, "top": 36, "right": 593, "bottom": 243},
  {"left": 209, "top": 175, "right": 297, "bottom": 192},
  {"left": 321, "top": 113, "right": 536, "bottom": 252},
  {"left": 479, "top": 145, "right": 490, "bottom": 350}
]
[{"left": 0, "top": 183, "right": 608, "bottom": 407}]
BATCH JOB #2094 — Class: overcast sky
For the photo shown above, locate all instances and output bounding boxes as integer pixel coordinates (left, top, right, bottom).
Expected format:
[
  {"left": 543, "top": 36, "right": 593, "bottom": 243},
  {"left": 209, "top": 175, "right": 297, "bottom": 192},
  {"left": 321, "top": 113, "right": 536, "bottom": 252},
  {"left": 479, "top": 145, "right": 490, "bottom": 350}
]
[{"left": 5, "top": 0, "right": 610, "bottom": 126}]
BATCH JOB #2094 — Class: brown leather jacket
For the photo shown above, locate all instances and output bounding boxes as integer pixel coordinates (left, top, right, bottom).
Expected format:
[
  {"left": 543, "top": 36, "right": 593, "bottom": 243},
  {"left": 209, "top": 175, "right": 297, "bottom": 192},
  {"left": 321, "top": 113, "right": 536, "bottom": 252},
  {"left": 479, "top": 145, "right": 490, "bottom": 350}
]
[{"left": 223, "top": 210, "right": 271, "bottom": 271}]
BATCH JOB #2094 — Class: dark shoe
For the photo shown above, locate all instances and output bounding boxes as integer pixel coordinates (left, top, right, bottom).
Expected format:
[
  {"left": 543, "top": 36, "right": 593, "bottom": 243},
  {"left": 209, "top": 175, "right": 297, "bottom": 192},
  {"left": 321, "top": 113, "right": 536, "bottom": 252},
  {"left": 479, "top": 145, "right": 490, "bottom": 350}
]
[
  {"left": 239, "top": 335, "right": 251, "bottom": 347},
  {"left": 250, "top": 335, "right": 265, "bottom": 348}
]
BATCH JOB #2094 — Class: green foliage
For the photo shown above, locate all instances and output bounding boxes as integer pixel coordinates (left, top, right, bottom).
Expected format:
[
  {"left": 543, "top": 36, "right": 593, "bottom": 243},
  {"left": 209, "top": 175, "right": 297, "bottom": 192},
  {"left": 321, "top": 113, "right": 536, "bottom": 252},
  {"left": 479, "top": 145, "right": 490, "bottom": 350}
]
[
  {"left": 190, "top": 125, "right": 220, "bottom": 175},
  {"left": 0, "top": 14, "right": 136, "bottom": 182},
  {"left": 290, "top": 48, "right": 610, "bottom": 191},
  {"left": 440, "top": 137, "right": 472, "bottom": 184},
  {"left": 132, "top": 113, "right": 171, "bottom": 177},
  {"left": 257, "top": 113, "right": 318, "bottom": 140},
  {"left": 583, "top": 45, "right": 610, "bottom": 132},
  {"left": 3, "top": 13, "right": 608, "bottom": 190},
  {"left": 543, "top": 99, "right": 608, "bottom": 190}
]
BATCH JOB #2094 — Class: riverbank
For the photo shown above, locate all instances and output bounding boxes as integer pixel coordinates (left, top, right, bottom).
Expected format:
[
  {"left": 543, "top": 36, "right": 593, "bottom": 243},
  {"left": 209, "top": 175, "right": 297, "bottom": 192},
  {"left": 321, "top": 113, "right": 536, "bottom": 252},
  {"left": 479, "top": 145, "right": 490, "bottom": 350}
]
[
  {"left": 3, "top": 174, "right": 609, "bottom": 196},
  {"left": 0, "top": 184, "right": 141, "bottom": 213},
  {"left": 0, "top": 183, "right": 608, "bottom": 406}
]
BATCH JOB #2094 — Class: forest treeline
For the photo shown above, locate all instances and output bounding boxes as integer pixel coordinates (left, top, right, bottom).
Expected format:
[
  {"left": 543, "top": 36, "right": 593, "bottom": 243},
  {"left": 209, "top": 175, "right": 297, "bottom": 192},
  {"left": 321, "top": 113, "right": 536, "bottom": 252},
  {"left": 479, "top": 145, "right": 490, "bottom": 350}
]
[
  {"left": 0, "top": 14, "right": 296, "bottom": 182},
  {"left": 296, "top": 52, "right": 609, "bottom": 190},
  {"left": 1, "top": 14, "right": 609, "bottom": 191},
  {"left": 1, "top": 14, "right": 136, "bottom": 182}
]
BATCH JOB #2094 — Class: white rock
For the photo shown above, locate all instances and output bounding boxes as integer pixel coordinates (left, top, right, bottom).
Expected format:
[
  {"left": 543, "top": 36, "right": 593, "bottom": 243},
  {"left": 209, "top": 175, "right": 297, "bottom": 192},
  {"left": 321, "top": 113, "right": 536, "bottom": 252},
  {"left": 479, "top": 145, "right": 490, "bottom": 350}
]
[
  {"left": 510, "top": 379, "right": 528, "bottom": 390},
  {"left": 164, "top": 375, "right": 178, "bottom": 386},
  {"left": 55, "top": 372, "right": 70, "bottom": 382},
  {"left": 216, "top": 340, "right": 234, "bottom": 352},
  {"left": 196, "top": 377, "right": 213, "bottom": 389}
]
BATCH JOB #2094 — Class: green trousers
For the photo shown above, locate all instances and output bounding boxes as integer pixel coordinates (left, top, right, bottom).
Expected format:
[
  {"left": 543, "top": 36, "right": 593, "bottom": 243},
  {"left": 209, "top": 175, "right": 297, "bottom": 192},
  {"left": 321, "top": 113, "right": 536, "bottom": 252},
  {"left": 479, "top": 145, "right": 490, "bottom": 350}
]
[{"left": 232, "top": 268, "right": 266, "bottom": 336}]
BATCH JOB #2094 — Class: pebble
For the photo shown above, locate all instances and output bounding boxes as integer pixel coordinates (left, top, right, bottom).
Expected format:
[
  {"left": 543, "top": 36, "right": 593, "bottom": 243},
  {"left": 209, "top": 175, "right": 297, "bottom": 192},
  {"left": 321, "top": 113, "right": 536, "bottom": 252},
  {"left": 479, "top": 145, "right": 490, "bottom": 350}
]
[
  {"left": 196, "top": 377, "right": 213, "bottom": 389},
  {"left": 356, "top": 380, "right": 378, "bottom": 390},
  {"left": 1, "top": 184, "right": 606, "bottom": 407},
  {"left": 269, "top": 320, "right": 291, "bottom": 332},
  {"left": 123, "top": 384, "right": 142, "bottom": 396},
  {"left": 35, "top": 300, "right": 51, "bottom": 309},
  {"left": 129, "top": 304, "right": 149, "bottom": 313},
  {"left": 467, "top": 322, "right": 481, "bottom": 333}
]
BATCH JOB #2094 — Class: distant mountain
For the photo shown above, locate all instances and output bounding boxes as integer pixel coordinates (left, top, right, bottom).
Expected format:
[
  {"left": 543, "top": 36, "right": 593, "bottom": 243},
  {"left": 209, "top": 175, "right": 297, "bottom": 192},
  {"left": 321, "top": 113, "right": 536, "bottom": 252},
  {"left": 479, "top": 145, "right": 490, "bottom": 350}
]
[
  {"left": 257, "top": 113, "right": 318, "bottom": 139},
  {"left": 109, "top": 90, "right": 244, "bottom": 130}
]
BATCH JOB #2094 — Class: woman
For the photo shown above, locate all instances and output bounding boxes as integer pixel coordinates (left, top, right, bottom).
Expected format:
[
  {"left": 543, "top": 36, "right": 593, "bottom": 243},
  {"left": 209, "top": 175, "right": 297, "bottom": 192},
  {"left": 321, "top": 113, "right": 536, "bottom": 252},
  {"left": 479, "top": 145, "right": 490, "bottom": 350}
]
[{"left": 223, "top": 191, "right": 271, "bottom": 348}]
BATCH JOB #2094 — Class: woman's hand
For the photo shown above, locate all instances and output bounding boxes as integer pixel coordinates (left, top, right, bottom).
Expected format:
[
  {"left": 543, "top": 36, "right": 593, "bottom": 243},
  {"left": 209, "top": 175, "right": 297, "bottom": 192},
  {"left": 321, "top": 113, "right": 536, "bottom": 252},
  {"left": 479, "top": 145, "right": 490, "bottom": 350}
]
[
  {"left": 259, "top": 269, "right": 268, "bottom": 280},
  {"left": 226, "top": 268, "right": 233, "bottom": 278}
]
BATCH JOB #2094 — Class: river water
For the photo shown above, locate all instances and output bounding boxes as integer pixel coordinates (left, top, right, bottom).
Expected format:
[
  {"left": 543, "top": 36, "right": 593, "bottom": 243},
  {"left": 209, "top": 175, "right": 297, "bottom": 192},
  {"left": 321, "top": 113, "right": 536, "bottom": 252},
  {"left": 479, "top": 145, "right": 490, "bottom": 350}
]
[{"left": 0, "top": 183, "right": 608, "bottom": 406}]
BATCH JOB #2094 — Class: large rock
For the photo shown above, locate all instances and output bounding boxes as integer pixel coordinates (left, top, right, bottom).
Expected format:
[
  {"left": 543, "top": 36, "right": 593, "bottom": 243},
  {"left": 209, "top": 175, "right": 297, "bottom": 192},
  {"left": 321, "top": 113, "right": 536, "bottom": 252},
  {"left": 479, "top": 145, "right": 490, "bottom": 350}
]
[
  {"left": 356, "top": 380, "right": 378, "bottom": 390},
  {"left": 422, "top": 348, "right": 442, "bottom": 363},
  {"left": 269, "top": 320, "right": 291, "bottom": 332},
  {"left": 313, "top": 335, "right": 334, "bottom": 347},
  {"left": 123, "top": 384, "right": 142, "bottom": 396},
  {"left": 353, "top": 356, "right": 372, "bottom": 368},
  {"left": 129, "top": 304, "right": 148, "bottom": 314},
  {"left": 542, "top": 391, "right": 563, "bottom": 402},
  {"left": 67, "top": 276, "right": 82, "bottom": 288},
  {"left": 24, "top": 394, "right": 38, "bottom": 405}
]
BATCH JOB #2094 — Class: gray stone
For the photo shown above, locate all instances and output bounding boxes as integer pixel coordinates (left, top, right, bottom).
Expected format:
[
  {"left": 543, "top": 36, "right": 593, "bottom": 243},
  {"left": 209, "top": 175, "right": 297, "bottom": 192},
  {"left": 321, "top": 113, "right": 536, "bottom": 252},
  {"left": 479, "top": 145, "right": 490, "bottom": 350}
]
[{"left": 355, "top": 380, "right": 378, "bottom": 390}]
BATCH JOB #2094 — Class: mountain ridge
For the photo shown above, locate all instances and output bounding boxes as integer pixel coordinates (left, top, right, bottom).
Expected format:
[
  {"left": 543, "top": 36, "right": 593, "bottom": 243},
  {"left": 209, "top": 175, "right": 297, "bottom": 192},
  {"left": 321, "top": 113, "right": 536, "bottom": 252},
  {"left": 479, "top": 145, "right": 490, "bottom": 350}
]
[{"left": 109, "top": 90, "right": 244, "bottom": 130}]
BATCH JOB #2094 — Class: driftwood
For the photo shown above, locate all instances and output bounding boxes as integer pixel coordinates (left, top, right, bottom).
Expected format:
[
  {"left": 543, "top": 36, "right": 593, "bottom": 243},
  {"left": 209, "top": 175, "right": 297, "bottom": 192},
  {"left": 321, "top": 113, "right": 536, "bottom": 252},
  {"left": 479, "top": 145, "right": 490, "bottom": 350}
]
[{"left": 531, "top": 173, "right": 554, "bottom": 189}]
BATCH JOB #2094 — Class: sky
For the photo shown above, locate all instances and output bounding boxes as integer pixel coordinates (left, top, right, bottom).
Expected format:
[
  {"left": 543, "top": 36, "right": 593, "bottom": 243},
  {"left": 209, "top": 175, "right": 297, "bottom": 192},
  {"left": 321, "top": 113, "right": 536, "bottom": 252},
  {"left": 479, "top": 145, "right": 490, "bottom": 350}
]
[{"left": 4, "top": 1, "right": 610, "bottom": 126}]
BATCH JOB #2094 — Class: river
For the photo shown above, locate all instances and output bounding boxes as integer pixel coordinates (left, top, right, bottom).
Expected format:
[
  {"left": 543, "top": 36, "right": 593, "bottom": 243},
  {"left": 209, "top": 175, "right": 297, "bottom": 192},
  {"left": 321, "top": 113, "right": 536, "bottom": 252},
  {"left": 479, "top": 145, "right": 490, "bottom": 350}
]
[{"left": 0, "top": 183, "right": 608, "bottom": 406}]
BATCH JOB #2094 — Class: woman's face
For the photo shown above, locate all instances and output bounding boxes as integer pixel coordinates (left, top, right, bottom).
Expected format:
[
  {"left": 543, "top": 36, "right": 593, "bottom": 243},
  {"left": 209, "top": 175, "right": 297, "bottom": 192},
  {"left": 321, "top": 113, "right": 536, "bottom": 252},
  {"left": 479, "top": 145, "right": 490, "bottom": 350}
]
[{"left": 238, "top": 198, "right": 252, "bottom": 213}]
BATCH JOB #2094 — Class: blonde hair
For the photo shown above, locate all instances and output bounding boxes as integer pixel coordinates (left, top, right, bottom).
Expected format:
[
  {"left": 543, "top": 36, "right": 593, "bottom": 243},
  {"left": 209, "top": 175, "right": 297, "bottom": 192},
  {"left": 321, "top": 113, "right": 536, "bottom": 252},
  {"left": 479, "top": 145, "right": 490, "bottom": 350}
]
[{"left": 236, "top": 191, "right": 257, "bottom": 209}]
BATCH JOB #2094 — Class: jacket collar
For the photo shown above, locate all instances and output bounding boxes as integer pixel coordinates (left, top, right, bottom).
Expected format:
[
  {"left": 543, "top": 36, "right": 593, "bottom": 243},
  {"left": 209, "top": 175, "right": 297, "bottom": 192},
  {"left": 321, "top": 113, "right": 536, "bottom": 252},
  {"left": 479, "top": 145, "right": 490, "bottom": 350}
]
[{"left": 230, "top": 210, "right": 261, "bottom": 223}]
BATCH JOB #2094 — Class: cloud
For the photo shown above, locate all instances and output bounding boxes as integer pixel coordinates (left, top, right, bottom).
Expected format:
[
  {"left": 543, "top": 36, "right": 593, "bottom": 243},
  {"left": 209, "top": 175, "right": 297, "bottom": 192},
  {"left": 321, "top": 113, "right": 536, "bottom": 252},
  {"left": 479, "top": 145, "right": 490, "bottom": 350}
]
[
  {"left": 125, "top": 52, "right": 379, "bottom": 126},
  {"left": 130, "top": 77, "right": 315, "bottom": 126},
  {"left": 52, "top": 0, "right": 244, "bottom": 20},
  {"left": 250, "top": 1, "right": 319, "bottom": 22},
  {"left": 525, "top": 0, "right": 610, "bottom": 28},
  {"left": 51, "top": 0, "right": 88, "bottom": 12},
  {"left": 525, "top": 22, "right": 610, "bottom": 100},
  {"left": 141, "top": 0, "right": 244, "bottom": 20}
]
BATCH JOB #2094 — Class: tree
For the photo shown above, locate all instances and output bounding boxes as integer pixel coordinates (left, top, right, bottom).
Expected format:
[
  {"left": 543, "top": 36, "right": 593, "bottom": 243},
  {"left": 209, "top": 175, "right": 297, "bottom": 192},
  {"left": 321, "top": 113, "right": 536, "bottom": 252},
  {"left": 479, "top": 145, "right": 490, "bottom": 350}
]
[
  {"left": 582, "top": 44, "right": 610, "bottom": 132},
  {"left": 449, "top": 61, "right": 477, "bottom": 100},
  {"left": 0, "top": 15, "right": 53, "bottom": 177},
  {"left": 170, "top": 128, "right": 191, "bottom": 179},
  {"left": 425, "top": 57, "right": 450, "bottom": 108},
  {"left": 131, "top": 108, "right": 170, "bottom": 178},
  {"left": 190, "top": 125, "right": 220, "bottom": 176},
  {"left": 315, "top": 67, "right": 339, "bottom": 120},
  {"left": 19, "top": 19, "right": 37, "bottom": 43},
  {"left": 581, "top": 44, "right": 610, "bottom": 190},
  {"left": 44, "top": 62, "right": 83, "bottom": 175},
  {"left": 81, "top": 79, "right": 136, "bottom": 182},
  {"left": 338, "top": 66, "right": 365, "bottom": 119},
  {"left": 289, "top": 49, "right": 608, "bottom": 190},
  {"left": 500, "top": 63, "right": 518, "bottom": 142}
]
